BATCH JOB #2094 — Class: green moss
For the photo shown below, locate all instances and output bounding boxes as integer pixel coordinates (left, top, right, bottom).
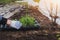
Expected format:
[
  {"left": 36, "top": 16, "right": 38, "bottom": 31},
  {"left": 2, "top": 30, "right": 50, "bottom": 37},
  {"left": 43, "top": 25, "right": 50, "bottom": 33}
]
[{"left": 19, "top": 15, "right": 35, "bottom": 27}]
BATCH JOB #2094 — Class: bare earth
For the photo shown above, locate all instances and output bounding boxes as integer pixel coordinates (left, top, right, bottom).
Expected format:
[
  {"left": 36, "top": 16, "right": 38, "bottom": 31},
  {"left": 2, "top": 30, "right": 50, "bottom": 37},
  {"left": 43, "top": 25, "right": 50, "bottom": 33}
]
[{"left": 0, "top": 6, "right": 60, "bottom": 40}]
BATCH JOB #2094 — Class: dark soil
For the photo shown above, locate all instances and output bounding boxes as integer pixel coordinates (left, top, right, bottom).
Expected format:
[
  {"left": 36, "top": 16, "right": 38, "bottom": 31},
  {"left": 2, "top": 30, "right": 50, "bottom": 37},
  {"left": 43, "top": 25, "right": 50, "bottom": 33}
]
[
  {"left": 0, "top": 31, "right": 58, "bottom": 40},
  {"left": 0, "top": 6, "right": 60, "bottom": 40}
]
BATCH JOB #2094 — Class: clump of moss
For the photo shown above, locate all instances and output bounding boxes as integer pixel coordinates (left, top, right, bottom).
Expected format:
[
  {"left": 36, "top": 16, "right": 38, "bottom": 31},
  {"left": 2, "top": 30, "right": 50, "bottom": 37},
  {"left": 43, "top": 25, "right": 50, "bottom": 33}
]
[{"left": 19, "top": 15, "right": 35, "bottom": 27}]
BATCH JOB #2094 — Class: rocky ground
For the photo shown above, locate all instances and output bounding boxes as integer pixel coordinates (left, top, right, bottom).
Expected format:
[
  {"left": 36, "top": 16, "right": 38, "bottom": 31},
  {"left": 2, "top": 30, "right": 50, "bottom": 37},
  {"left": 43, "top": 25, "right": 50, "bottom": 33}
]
[{"left": 0, "top": 4, "right": 60, "bottom": 40}]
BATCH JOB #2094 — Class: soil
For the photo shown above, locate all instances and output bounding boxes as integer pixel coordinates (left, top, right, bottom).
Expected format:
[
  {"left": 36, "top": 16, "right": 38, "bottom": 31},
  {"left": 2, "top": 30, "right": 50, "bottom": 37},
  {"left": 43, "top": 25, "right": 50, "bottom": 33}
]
[
  {"left": 0, "top": 6, "right": 60, "bottom": 40},
  {"left": 0, "top": 31, "right": 58, "bottom": 40}
]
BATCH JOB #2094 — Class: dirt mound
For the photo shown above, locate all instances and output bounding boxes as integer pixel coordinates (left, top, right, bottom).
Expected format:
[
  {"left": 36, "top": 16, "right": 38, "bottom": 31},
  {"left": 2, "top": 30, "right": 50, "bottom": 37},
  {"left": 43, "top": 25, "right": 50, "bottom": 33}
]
[{"left": 0, "top": 6, "right": 59, "bottom": 40}]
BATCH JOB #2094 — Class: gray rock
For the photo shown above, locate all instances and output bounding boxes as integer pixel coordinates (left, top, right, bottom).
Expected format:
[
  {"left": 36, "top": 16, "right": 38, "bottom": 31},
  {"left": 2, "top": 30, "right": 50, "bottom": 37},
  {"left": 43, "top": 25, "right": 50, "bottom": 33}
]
[{"left": 0, "top": 4, "right": 23, "bottom": 18}]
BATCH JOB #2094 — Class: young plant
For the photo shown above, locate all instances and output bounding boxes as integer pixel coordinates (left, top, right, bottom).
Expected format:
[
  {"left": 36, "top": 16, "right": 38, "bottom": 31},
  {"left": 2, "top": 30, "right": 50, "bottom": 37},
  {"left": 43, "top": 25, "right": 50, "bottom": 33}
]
[{"left": 19, "top": 15, "right": 35, "bottom": 27}]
